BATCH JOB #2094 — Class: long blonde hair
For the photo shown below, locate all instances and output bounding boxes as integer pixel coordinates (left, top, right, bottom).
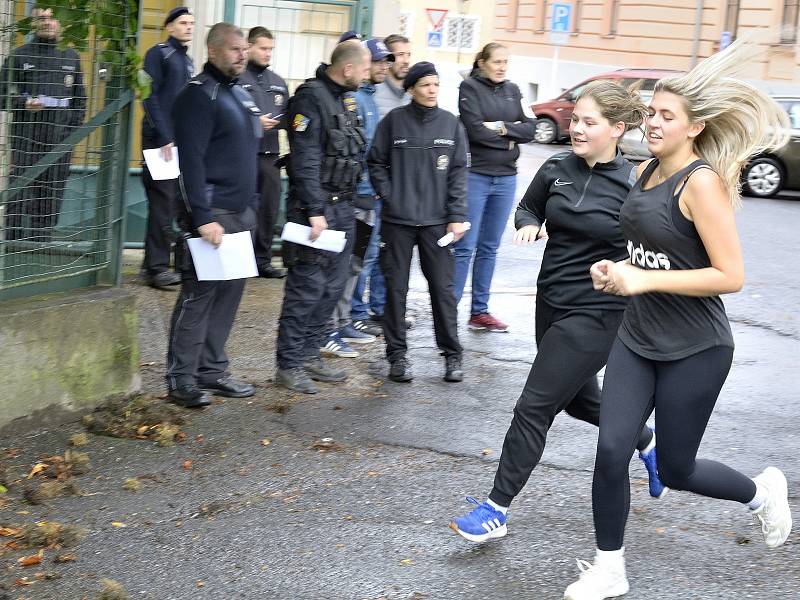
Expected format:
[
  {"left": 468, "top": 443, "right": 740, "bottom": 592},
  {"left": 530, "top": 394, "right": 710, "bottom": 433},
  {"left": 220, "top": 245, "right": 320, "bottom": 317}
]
[{"left": 654, "top": 39, "right": 790, "bottom": 207}]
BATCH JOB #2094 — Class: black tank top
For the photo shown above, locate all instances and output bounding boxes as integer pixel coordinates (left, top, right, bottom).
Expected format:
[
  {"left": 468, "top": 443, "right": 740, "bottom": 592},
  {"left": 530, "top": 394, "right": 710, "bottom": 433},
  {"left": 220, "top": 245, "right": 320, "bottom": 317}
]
[{"left": 617, "top": 159, "right": 734, "bottom": 360}]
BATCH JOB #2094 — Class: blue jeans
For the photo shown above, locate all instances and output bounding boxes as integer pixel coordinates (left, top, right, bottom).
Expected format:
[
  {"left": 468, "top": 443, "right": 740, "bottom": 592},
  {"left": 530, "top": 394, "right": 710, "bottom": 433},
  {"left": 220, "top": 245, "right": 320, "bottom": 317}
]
[
  {"left": 351, "top": 202, "right": 386, "bottom": 320},
  {"left": 453, "top": 172, "right": 517, "bottom": 315}
]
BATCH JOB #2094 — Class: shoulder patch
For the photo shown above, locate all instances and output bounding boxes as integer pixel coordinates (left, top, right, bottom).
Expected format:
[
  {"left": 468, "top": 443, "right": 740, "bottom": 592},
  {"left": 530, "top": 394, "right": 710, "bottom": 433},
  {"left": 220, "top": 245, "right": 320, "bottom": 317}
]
[
  {"left": 292, "top": 114, "right": 310, "bottom": 132},
  {"left": 343, "top": 95, "right": 357, "bottom": 112}
]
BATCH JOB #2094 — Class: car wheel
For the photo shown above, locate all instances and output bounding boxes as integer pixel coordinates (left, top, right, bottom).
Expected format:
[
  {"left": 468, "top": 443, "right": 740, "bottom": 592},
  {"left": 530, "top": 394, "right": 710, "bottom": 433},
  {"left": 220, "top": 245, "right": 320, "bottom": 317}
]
[
  {"left": 534, "top": 118, "right": 558, "bottom": 144},
  {"left": 742, "top": 157, "right": 784, "bottom": 198}
]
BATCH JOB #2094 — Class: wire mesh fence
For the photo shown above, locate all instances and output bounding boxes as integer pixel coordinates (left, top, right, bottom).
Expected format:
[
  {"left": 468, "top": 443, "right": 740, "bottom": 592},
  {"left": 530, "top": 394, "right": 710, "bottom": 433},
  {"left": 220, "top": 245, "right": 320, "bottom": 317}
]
[{"left": 0, "top": 1, "right": 134, "bottom": 299}]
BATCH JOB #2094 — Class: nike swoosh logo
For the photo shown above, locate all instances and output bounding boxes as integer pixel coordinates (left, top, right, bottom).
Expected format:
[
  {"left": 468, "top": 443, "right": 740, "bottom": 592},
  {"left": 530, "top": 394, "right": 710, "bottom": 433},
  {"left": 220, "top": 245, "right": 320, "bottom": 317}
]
[{"left": 554, "top": 179, "right": 573, "bottom": 186}]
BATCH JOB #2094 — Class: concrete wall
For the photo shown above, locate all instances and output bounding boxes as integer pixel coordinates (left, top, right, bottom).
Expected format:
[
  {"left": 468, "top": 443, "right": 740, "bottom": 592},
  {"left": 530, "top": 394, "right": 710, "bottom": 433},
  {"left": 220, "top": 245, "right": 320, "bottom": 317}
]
[{"left": 0, "top": 288, "right": 141, "bottom": 430}]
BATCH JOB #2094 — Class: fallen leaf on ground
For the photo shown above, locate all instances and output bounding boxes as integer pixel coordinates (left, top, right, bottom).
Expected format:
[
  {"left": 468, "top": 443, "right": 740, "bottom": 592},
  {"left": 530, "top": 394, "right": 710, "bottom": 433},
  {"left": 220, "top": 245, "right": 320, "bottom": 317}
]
[
  {"left": 481, "top": 448, "right": 493, "bottom": 456},
  {"left": 15, "top": 577, "right": 35, "bottom": 586},
  {"left": 18, "top": 550, "right": 43, "bottom": 566},
  {"left": 54, "top": 553, "right": 77, "bottom": 563},
  {"left": 400, "top": 559, "right": 414, "bottom": 566},
  {"left": 196, "top": 580, "right": 205, "bottom": 588},
  {"left": 0, "top": 484, "right": 7, "bottom": 494},
  {"left": 0, "top": 527, "right": 22, "bottom": 537},
  {"left": 69, "top": 433, "right": 89, "bottom": 447},
  {"left": 367, "top": 471, "right": 380, "bottom": 476},
  {"left": 655, "top": 527, "right": 665, "bottom": 534},
  {"left": 260, "top": 439, "right": 271, "bottom": 446},
  {"left": 111, "top": 522, "right": 127, "bottom": 528},
  {"left": 26, "top": 463, "right": 48, "bottom": 479},
  {"left": 183, "top": 460, "right": 192, "bottom": 471}
]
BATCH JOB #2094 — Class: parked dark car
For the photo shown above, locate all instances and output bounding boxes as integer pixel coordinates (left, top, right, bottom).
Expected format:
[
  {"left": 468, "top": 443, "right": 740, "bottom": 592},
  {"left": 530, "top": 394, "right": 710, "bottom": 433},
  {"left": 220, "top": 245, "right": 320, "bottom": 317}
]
[
  {"left": 530, "top": 69, "right": 680, "bottom": 144},
  {"left": 741, "top": 97, "right": 800, "bottom": 197},
  {"left": 622, "top": 94, "right": 800, "bottom": 198}
]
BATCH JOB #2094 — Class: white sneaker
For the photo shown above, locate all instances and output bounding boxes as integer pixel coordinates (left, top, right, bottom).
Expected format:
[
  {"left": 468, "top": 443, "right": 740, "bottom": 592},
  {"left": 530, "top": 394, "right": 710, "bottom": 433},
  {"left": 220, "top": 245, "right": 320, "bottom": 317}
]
[
  {"left": 751, "top": 466, "right": 792, "bottom": 548},
  {"left": 563, "top": 557, "right": 629, "bottom": 600}
]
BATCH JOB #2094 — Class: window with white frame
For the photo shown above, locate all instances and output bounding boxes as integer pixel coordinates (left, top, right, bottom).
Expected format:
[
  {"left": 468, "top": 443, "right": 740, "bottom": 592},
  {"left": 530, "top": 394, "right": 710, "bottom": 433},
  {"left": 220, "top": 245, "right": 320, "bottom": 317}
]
[
  {"left": 443, "top": 15, "right": 480, "bottom": 52},
  {"left": 398, "top": 11, "right": 414, "bottom": 38}
]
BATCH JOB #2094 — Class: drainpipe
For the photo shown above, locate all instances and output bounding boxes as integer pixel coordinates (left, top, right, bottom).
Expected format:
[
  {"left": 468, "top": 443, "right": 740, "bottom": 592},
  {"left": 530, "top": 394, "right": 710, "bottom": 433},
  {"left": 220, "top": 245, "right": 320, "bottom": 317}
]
[
  {"left": 690, "top": 0, "right": 704, "bottom": 67},
  {"left": 224, "top": 0, "right": 236, "bottom": 24}
]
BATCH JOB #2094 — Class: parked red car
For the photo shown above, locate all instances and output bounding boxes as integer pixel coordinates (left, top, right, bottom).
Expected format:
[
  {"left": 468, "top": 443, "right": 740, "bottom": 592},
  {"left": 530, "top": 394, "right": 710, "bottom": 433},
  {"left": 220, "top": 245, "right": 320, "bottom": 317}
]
[{"left": 531, "top": 69, "right": 681, "bottom": 144}]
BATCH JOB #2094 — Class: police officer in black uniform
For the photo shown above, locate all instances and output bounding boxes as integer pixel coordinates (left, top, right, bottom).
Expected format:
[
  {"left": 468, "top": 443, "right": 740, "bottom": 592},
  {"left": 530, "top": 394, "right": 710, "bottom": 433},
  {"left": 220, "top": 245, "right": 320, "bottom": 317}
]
[
  {"left": 139, "top": 6, "right": 195, "bottom": 289},
  {"left": 0, "top": 4, "right": 86, "bottom": 242},
  {"left": 274, "top": 40, "right": 371, "bottom": 394},
  {"left": 166, "top": 22, "right": 260, "bottom": 408},
  {"left": 368, "top": 62, "right": 468, "bottom": 383},
  {"left": 238, "top": 26, "right": 288, "bottom": 279}
]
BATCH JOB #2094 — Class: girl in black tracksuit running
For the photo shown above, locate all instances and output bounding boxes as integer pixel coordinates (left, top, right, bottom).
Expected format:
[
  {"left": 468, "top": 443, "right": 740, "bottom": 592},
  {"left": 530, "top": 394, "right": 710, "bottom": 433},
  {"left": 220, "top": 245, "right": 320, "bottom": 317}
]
[
  {"left": 450, "top": 81, "right": 664, "bottom": 543},
  {"left": 564, "top": 40, "right": 792, "bottom": 600}
]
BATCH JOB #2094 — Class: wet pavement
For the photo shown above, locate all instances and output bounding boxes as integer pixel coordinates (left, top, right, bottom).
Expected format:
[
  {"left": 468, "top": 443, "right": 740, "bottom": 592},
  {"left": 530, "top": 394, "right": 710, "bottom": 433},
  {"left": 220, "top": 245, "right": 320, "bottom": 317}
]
[{"left": 1, "top": 143, "right": 798, "bottom": 599}]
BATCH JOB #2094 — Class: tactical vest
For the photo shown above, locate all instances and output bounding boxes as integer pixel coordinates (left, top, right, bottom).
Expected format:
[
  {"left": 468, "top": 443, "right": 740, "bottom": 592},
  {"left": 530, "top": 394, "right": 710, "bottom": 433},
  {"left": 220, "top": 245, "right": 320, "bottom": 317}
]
[{"left": 298, "top": 79, "right": 366, "bottom": 194}]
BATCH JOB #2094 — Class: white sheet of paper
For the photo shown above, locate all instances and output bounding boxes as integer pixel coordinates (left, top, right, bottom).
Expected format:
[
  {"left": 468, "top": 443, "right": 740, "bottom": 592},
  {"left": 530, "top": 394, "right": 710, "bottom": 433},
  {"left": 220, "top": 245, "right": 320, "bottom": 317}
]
[
  {"left": 186, "top": 231, "right": 258, "bottom": 281},
  {"left": 280, "top": 221, "right": 347, "bottom": 253},
  {"left": 143, "top": 147, "right": 180, "bottom": 180}
]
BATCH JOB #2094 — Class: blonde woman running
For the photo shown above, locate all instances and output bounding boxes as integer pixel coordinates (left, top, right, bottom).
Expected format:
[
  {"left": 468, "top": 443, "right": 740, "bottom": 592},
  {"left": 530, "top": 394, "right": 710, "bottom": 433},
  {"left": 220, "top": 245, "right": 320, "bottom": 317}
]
[{"left": 564, "top": 40, "right": 793, "bottom": 600}]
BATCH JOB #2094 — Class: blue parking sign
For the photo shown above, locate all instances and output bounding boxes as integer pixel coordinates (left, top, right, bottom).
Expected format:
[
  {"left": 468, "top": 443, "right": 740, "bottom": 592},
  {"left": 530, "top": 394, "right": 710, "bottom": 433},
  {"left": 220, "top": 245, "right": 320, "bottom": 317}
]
[
  {"left": 552, "top": 3, "right": 572, "bottom": 33},
  {"left": 427, "top": 30, "right": 442, "bottom": 48}
]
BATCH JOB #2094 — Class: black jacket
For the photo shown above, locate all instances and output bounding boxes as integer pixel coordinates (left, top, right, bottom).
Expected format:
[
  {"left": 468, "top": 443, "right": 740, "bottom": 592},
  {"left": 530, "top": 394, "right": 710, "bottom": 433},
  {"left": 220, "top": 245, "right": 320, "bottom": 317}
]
[
  {"left": 516, "top": 151, "right": 636, "bottom": 311},
  {"left": 458, "top": 75, "right": 536, "bottom": 176},
  {"left": 239, "top": 61, "right": 288, "bottom": 155},
  {"left": 142, "top": 36, "right": 194, "bottom": 147},
  {"left": 0, "top": 36, "right": 86, "bottom": 146},
  {"left": 173, "top": 62, "right": 261, "bottom": 228},
  {"left": 285, "top": 64, "right": 362, "bottom": 218},
  {"left": 368, "top": 102, "right": 468, "bottom": 226}
]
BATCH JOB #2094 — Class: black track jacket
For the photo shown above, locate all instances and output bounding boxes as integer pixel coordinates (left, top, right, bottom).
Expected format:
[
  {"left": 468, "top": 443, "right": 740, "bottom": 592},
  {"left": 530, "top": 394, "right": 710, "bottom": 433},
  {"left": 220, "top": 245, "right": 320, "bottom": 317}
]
[
  {"left": 368, "top": 101, "right": 468, "bottom": 226},
  {"left": 515, "top": 150, "right": 636, "bottom": 311}
]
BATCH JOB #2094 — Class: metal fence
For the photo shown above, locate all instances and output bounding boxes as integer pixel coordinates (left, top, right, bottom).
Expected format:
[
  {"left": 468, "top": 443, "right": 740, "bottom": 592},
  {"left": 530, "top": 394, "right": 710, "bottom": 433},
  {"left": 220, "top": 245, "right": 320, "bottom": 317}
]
[{"left": 0, "top": 1, "right": 135, "bottom": 302}]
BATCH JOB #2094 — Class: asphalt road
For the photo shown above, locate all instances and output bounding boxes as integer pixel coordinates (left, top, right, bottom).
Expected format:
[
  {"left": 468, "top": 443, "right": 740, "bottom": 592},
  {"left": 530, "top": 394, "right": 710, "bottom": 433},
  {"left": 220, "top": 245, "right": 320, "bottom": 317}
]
[{"left": 0, "top": 143, "right": 797, "bottom": 600}]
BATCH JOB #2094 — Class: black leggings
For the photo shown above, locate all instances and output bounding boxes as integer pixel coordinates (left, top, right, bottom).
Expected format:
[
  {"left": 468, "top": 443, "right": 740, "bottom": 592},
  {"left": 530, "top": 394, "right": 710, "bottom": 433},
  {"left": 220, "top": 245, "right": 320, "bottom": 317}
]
[
  {"left": 593, "top": 338, "right": 757, "bottom": 551},
  {"left": 489, "top": 300, "right": 652, "bottom": 507}
]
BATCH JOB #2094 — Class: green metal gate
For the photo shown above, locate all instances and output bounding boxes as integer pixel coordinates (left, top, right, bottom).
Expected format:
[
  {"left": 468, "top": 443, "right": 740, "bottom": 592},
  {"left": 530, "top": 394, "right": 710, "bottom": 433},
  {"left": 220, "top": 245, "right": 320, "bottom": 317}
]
[{"left": 0, "top": 1, "right": 136, "bottom": 302}]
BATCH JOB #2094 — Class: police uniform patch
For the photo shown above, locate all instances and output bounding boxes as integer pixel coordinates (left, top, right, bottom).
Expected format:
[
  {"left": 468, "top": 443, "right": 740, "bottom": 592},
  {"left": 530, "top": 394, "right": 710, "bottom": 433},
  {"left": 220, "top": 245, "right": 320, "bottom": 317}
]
[
  {"left": 274, "top": 93, "right": 284, "bottom": 107},
  {"left": 64, "top": 74, "right": 74, "bottom": 88},
  {"left": 293, "top": 113, "right": 310, "bottom": 132},
  {"left": 343, "top": 96, "right": 357, "bottom": 112},
  {"left": 437, "top": 155, "right": 449, "bottom": 171}
]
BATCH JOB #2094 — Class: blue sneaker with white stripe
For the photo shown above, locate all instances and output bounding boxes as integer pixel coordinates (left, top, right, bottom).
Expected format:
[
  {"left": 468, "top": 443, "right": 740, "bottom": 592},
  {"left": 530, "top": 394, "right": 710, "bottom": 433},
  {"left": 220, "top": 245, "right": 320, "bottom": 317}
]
[
  {"left": 449, "top": 496, "right": 507, "bottom": 542},
  {"left": 638, "top": 428, "right": 668, "bottom": 499}
]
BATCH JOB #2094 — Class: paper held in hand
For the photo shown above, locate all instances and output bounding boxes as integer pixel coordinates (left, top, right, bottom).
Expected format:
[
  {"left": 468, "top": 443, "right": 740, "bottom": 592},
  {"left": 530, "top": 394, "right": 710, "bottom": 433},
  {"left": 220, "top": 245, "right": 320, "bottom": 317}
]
[
  {"left": 280, "top": 221, "right": 347, "bottom": 253},
  {"left": 186, "top": 231, "right": 258, "bottom": 281},
  {"left": 143, "top": 147, "right": 180, "bottom": 180}
]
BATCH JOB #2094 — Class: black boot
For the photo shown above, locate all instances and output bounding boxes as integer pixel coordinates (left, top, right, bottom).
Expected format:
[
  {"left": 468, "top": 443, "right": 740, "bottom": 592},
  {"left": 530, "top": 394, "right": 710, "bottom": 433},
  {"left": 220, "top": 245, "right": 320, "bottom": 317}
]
[
  {"left": 444, "top": 355, "right": 463, "bottom": 383},
  {"left": 388, "top": 357, "right": 413, "bottom": 382},
  {"left": 168, "top": 384, "right": 211, "bottom": 408}
]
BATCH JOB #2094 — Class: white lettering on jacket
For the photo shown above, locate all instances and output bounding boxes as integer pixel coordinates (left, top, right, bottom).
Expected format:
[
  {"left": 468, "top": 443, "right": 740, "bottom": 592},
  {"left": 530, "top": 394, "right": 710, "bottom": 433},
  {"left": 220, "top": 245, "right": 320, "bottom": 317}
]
[
  {"left": 627, "top": 240, "right": 671, "bottom": 270},
  {"left": 434, "top": 138, "right": 454, "bottom": 145}
]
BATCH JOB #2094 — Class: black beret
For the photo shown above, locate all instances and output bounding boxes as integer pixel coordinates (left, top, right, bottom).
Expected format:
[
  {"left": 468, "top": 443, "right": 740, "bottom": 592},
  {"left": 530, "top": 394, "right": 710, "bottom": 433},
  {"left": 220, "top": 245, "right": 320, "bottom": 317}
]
[
  {"left": 403, "top": 62, "right": 438, "bottom": 90},
  {"left": 165, "top": 7, "right": 192, "bottom": 26}
]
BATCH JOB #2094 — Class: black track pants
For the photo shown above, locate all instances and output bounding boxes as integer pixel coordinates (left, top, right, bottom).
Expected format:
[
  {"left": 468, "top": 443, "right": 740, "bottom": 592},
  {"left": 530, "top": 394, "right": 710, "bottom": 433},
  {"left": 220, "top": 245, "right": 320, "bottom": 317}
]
[
  {"left": 489, "top": 300, "right": 652, "bottom": 507},
  {"left": 379, "top": 221, "right": 462, "bottom": 362},
  {"left": 593, "top": 339, "right": 756, "bottom": 550}
]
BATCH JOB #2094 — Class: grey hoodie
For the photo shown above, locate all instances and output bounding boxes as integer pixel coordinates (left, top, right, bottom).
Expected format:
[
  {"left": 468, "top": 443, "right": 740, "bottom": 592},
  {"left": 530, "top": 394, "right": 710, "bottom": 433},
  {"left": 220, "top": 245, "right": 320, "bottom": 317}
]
[{"left": 373, "top": 77, "right": 409, "bottom": 119}]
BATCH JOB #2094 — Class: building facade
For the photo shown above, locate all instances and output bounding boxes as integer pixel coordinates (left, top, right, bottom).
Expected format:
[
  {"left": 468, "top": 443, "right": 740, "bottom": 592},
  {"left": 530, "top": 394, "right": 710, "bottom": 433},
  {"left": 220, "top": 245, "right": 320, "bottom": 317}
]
[{"left": 494, "top": 0, "right": 800, "bottom": 104}]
